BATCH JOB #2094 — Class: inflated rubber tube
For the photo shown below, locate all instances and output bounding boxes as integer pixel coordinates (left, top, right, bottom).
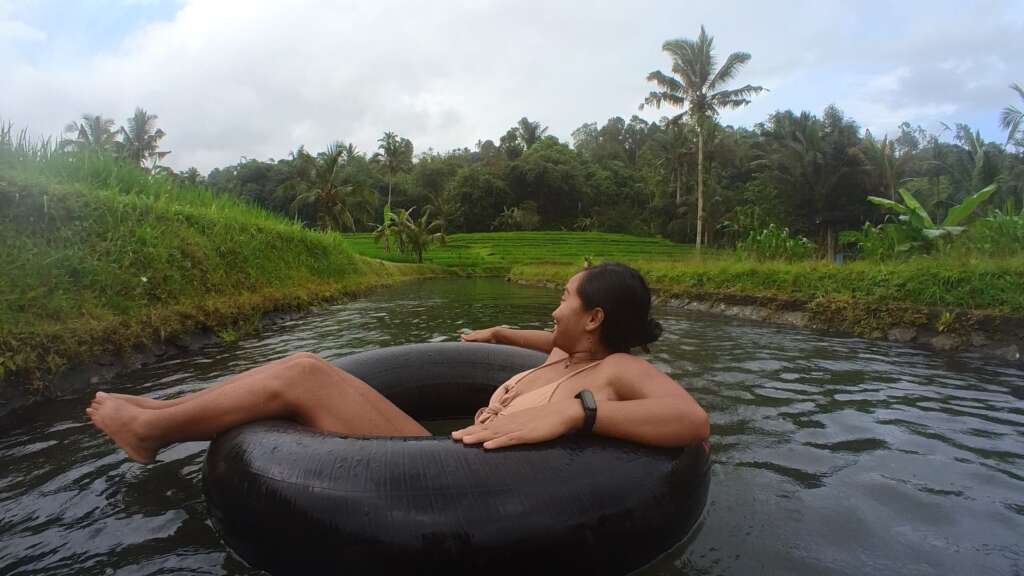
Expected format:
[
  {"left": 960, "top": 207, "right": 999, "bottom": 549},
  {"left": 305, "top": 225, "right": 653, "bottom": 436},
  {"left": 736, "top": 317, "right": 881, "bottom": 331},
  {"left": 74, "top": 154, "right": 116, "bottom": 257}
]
[{"left": 203, "top": 342, "right": 711, "bottom": 576}]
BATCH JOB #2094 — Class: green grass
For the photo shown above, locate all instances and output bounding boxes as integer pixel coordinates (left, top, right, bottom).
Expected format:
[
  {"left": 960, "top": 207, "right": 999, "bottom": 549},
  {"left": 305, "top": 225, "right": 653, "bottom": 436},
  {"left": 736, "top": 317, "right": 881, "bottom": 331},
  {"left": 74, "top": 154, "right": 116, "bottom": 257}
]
[
  {"left": 509, "top": 257, "right": 1024, "bottom": 314},
  {"left": 0, "top": 163, "right": 448, "bottom": 387},
  {"left": 342, "top": 231, "right": 697, "bottom": 274},
  {"left": 348, "top": 228, "right": 1024, "bottom": 324}
]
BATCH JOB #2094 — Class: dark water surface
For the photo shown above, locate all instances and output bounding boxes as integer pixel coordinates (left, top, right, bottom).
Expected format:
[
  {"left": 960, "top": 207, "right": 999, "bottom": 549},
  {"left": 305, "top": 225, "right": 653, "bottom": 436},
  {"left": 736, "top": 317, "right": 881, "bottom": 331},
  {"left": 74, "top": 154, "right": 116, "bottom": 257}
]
[{"left": 2, "top": 278, "right": 1022, "bottom": 575}]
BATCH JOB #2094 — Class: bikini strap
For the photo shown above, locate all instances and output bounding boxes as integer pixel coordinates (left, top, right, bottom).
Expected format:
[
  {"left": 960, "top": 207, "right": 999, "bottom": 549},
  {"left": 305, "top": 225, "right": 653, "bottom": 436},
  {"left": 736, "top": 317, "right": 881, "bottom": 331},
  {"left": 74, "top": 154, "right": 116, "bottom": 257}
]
[
  {"left": 542, "top": 359, "right": 604, "bottom": 403},
  {"left": 505, "top": 357, "right": 564, "bottom": 390}
]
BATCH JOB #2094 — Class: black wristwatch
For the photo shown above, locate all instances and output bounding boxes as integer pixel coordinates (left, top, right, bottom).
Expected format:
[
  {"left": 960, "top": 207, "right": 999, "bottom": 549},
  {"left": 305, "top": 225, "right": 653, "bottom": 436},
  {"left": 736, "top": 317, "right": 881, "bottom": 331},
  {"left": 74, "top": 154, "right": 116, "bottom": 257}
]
[{"left": 574, "top": 389, "right": 597, "bottom": 434}]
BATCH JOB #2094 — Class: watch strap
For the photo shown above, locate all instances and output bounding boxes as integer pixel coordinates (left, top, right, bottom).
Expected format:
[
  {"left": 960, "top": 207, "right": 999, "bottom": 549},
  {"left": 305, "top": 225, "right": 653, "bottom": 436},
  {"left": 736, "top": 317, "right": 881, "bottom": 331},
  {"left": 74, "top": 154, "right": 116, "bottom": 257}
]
[{"left": 574, "top": 389, "right": 597, "bottom": 434}]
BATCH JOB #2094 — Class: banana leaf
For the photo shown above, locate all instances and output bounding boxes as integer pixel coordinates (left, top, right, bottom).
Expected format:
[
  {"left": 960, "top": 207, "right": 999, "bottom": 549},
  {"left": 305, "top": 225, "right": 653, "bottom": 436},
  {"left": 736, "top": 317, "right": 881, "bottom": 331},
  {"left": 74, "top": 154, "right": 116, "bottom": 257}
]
[
  {"left": 898, "top": 188, "right": 936, "bottom": 229},
  {"left": 942, "top": 183, "right": 997, "bottom": 227},
  {"left": 867, "top": 196, "right": 909, "bottom": 215}
]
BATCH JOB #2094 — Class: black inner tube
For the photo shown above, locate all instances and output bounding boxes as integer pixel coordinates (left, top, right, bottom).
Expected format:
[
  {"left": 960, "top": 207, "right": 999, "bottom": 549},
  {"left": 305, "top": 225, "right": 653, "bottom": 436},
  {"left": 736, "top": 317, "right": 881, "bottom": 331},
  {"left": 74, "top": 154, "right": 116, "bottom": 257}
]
[{"left": 203, "top": 343, "right": 711, "bottom": 576}]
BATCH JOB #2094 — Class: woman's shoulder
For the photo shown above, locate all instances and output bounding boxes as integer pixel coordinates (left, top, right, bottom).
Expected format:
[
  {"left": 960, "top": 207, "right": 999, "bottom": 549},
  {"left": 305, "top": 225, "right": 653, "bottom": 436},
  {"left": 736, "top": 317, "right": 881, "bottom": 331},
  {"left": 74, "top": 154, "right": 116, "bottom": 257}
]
[{"left": 602, "top": 352, "right": 651, "bottom": 370}]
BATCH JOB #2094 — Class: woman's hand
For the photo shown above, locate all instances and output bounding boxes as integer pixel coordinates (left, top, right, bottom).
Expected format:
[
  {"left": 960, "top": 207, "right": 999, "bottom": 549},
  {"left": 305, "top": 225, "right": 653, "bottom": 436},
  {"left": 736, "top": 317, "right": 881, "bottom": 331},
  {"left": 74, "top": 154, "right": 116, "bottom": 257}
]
[
  {"left": 460, "top": 326, "right": 503, "bottom": 343},
  {"left": 451, "top": 400, "right": 582, "bottom": 450}
]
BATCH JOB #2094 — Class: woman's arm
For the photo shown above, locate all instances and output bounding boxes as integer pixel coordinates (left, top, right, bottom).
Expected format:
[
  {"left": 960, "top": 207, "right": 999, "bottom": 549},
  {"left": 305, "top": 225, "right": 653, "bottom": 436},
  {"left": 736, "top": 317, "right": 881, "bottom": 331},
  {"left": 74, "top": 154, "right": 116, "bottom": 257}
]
[
  {"left": 577, "top": 355, "right": 709, "bottom": 448},
  {"left": 453, "top": 355, "right": 709, "bottom": 450},
  {"left": 461, "top": 326, "right": 554, "bottom": 353}
]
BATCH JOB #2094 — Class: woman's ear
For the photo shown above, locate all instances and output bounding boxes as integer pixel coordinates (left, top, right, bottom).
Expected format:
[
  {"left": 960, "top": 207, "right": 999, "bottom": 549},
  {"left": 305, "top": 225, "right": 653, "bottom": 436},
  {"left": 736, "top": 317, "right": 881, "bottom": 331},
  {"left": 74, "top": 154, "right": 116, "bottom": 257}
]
[{"left": 585, "top": 307, "right": 605, "bottom": 332}]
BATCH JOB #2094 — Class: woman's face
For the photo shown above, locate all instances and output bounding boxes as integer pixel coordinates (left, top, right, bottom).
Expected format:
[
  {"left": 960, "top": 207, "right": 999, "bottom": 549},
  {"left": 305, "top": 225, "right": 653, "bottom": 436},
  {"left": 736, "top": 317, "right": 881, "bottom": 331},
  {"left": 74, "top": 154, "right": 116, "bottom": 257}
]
[{"left": 551, "top": 272, "right": 603, "bottom": 351}]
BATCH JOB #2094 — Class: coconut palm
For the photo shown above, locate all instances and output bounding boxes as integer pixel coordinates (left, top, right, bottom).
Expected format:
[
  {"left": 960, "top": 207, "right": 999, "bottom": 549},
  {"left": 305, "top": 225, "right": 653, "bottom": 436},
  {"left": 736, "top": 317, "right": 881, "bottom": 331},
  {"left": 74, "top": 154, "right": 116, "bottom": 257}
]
[
  {"left": 641, "top": 25, "right": 764, "bottom": 251},
  {"left": 61, "top": 114, "right": 119, "bottom": 154},
  {"left": 287, "top": 143, "right": 374, "bottom": 232},
  {"left": 119, "top": 108, "right": 170, "bottom": 169},
  {"left": 861, "top": 132, "right": 915, "bottom": 201},
  {"left": 373, "top": 131, "right": 413, "bottom": 206},
  {"left": 648, "top": 116, "right": 694, "bottom": 207},
  {"left": 515, "top": 117, "right": 548, "bottom": 149},
  {"left": 1000, "top": 82, "right": 1024, "bottom": 147}
]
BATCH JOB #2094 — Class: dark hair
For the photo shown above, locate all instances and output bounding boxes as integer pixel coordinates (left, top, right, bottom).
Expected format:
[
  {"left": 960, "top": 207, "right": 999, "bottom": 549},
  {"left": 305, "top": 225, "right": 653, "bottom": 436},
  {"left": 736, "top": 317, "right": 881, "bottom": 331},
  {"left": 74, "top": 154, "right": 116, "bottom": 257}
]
[{"left": 576, "top": 262, "right": 662, "bottom": 353}]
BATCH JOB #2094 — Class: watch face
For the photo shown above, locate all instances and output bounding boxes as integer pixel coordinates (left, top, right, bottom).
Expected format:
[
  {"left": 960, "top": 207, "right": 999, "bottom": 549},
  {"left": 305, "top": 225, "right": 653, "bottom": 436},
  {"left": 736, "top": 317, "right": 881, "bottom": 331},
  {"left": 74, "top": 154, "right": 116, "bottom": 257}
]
[{"left": 579, "top": 390, "right": 597, "bottom": 410}]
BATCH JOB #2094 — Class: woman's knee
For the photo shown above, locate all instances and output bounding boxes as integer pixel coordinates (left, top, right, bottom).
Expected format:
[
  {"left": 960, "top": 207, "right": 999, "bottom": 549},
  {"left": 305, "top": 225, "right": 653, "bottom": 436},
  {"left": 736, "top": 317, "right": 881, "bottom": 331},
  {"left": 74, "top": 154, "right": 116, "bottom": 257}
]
[{"left": 284, "top": 351, "right": 326, "bottom": 365}]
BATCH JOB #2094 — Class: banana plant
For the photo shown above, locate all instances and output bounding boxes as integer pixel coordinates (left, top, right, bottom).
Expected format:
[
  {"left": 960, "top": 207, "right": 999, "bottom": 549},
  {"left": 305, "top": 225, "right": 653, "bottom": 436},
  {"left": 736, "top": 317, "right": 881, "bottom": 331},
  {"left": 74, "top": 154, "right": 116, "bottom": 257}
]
[{"left": 868, "top": 183, "right": 997, "bottom": 239}]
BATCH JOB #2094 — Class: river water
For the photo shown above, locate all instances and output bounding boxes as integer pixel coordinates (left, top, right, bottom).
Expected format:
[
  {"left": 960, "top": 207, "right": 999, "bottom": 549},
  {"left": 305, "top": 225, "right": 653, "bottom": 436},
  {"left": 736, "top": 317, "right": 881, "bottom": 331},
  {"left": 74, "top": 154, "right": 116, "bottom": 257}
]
[{"left": 1, "top": 278, "right": 1022, "bottom": 575}]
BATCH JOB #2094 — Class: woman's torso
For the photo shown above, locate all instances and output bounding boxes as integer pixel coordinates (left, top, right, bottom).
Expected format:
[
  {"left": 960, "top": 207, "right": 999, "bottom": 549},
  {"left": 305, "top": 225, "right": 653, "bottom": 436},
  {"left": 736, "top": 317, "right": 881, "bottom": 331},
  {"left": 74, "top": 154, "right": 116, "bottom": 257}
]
[{"left": 474, "top": 357, "right": 612, "bottom": 426}]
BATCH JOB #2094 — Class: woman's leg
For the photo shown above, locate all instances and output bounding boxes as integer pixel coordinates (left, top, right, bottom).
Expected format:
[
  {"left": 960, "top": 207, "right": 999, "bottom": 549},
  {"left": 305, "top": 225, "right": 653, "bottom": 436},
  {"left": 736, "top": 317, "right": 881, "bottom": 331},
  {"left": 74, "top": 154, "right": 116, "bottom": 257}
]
[
  {"left": 87, "top": 353, "right": 430, "bottom": 463},
  {"left": 106, "top": 353, "right": 321, "bottom": 410}
]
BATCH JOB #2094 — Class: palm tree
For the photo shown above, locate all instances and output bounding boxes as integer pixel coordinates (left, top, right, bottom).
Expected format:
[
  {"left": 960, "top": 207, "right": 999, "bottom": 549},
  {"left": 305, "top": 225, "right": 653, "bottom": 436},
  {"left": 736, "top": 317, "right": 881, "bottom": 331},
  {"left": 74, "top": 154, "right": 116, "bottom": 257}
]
[
  {"left": 649, "top": 116, "right": 694, "bottom": 207},
  {"left": 398, "top": 206, "right": 446, "bottom": 263},
  {"left": 119, "top": 108, "right": 170, "bottom": 169},
  {"left": 372, "top": 204, "right": 402, "bottom": 253},
  {"left": 641, "top": 25, "right": 764, "bottom": 251},
  {"left": 373, "top": 131, "right": 413, "bottom": 206},
  {"left": 515, "top": 117, "right": 548, "bottom": 149},
  {"left": 61, "top": 113, "right": 119, "bottom": 154},
  {"left": 1000, "top": 82, "right": 1023, "bottom": 148},
  {"left": 427, "top": 186, "right": 462, "bottom": 234},
  {"left": 861, "top": 132, "right": 914, "bottom": 201},
  {"left": 287, "top": 143, "right": 374, "bottom": 232}
]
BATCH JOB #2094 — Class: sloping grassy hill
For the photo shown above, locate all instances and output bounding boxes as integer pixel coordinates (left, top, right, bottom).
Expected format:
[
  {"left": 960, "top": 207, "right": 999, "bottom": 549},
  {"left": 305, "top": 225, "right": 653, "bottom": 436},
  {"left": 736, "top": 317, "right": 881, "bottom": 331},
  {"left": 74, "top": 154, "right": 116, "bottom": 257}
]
[{"left": 0, "top": 168, "right": 445, "bottom": 388}]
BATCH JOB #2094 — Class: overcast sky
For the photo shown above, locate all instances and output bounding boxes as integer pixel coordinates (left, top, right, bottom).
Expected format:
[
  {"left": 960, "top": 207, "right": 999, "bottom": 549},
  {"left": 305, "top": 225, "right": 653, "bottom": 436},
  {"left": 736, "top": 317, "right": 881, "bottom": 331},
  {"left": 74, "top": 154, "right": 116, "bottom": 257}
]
[{"left": 2, "top": 0, "right": 1021, "bottom": 172}]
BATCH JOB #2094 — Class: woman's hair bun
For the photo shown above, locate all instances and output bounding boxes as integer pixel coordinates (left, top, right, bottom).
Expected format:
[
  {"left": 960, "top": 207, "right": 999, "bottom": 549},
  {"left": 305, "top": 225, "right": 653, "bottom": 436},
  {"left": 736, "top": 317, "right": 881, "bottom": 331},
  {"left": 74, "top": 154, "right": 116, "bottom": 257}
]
[
  {"left": 646, "top": 318, "right": 663, "bottom": 343},
  {"left": 638, "top": 318, "right": 663, "bottom": 353}
]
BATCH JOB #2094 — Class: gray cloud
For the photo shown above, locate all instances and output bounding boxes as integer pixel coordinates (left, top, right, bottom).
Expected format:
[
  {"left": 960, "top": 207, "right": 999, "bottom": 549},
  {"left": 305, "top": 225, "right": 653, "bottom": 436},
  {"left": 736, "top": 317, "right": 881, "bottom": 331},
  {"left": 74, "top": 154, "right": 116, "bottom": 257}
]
[{"left": 1, "top": 0, "right": 1020, "bottom": 172}]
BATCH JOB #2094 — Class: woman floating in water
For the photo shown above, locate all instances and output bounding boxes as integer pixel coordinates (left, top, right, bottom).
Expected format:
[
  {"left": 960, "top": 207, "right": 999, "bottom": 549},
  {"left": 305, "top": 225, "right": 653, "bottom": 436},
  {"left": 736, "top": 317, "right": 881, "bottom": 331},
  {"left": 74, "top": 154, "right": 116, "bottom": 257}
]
[{"left": 87, "top": 262, "right": 709, "bottom": 463}]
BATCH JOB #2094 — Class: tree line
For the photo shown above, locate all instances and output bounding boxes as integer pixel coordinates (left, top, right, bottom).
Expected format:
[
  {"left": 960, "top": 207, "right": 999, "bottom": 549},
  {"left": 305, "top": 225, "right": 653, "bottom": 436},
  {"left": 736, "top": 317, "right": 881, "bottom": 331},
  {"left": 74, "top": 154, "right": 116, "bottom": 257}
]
[{"left": 57, "top": 27, "right": 1024, "bottom": 255}]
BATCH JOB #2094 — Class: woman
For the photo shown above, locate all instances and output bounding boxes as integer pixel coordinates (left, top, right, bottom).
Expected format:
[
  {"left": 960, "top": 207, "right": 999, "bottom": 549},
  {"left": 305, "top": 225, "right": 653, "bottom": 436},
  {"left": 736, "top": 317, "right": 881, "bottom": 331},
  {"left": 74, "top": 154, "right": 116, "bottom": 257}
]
[{"left": 87, "top": 262, "right": 709, "bottom": 463}]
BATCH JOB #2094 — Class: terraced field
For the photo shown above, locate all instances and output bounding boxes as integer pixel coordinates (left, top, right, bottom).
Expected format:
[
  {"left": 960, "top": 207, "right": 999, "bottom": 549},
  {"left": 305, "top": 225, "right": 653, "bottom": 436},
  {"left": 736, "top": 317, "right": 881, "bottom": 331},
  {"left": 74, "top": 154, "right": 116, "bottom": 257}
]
[{"left": 342, "top": 232, "right": 696, "bottom": 274}]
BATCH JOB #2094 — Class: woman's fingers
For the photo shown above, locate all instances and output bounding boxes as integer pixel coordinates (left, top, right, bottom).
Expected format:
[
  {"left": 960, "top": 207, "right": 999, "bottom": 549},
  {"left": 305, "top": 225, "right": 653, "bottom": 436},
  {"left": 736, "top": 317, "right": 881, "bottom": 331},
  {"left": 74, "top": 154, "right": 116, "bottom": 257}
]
[{"left": 483, "top": 432, "right": 523, "bottom": 450}]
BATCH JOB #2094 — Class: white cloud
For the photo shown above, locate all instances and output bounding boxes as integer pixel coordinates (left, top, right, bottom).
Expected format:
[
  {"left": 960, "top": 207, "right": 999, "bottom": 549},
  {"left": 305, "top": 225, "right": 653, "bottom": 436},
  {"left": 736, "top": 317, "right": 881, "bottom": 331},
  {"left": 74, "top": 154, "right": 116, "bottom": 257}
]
[
  {"left": 0, "top": 18, "right": 45, "bottom": 42},
  {"left": 1, "top": 0, "right": 1020, "bottom": 172}
]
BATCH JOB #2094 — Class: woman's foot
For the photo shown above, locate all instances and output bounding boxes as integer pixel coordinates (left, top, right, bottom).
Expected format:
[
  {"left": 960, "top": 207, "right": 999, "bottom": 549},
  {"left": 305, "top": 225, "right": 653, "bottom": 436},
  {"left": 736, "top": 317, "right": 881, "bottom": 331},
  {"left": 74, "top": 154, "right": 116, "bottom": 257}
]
[
  {"left": 86, "top": 392, "right": 160, "bottom": 464},
  {"left": 106, "top": 392, "right": 173, "bottom": 410}
]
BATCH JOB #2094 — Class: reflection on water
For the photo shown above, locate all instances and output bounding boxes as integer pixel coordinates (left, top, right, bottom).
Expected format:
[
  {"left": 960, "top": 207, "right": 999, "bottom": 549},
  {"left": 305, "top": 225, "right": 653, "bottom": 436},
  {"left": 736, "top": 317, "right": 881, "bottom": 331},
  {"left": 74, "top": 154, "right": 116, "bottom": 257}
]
[{"left": 1, "top": 278, "right": 1022, "bottom": 575}]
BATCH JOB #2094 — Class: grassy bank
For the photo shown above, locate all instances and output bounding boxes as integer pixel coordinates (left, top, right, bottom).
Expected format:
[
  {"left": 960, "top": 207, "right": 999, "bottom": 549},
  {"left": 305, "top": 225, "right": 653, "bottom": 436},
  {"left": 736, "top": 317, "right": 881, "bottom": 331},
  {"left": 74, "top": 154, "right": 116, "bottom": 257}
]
[
  {"left": 343, "top": 231, "right": 1024, "bottom": 313},
  {"left": 511, "top": 257, "right": 1024, "bottom": 334},
  {"left": 343, "top": 230, "right": 1024, "bottom": 335},
  {"left": 0, "top": 168, "right": 447, "bottom": 388}
]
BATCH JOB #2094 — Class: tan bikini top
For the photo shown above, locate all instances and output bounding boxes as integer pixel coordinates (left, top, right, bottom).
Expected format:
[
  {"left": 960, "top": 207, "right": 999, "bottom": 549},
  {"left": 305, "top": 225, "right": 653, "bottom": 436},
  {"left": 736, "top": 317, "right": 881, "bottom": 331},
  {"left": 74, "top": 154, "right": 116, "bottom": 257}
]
[{"left": 474, "top": 357, "right": 604, "bottom": 426}]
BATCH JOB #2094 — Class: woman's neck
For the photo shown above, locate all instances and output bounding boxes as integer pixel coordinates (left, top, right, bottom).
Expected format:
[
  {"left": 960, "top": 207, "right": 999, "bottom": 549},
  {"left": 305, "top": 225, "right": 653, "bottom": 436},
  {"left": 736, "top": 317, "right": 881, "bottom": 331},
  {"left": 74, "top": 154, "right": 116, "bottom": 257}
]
[{"left": 563, "top": 347, "right": 612, "bottom": 367}]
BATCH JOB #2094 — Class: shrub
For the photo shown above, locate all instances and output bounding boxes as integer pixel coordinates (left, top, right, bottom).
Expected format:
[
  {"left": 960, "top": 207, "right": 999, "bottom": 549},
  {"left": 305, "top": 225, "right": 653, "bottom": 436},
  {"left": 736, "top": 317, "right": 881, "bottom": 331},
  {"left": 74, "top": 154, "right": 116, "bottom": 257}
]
[{"left": 736, "top": 224, "right": 815, "bottom": 261}]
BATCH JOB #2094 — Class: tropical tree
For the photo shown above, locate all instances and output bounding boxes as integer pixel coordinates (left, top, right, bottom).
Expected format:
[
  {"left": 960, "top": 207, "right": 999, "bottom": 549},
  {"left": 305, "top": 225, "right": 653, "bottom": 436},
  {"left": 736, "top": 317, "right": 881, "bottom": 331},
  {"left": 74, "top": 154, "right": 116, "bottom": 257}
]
[
  {"left": 119, "top": 107, "right": 170, "bottom": 169},
  {"left": 1000, "top": 82, "right": 1023, "bottom": 147},
  {"left": 860, "top": 132, "right": 914, "bottom": 201},
  {"left": 648, "top": 116, "right": 693, "bottom": 207},
  {"left": 398, "top": 206, "right": 446, "bottom": 263},
  {"left": 426, "top": 187, "right": 462, "bottom": 234},
  {"left": 499, "top": 128, "right": 525, "bottom": 160},
  {"left": 515, "top": 117, "right": 548, "bottom": 149},
  {"left": 61, "top": 114, "right": 120, "bottom": 155},
  {"left": 287, "top": 142, "right": 374, "bottom": 232},
  {"left": 373, "top": 131, "right": 413, "bottom": 206},
  {"left": 641, "top": 25, "right": 764, "bottom": 251},
  {"left": 372, "top": 204, "right": 402, "bottom": 253}
]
